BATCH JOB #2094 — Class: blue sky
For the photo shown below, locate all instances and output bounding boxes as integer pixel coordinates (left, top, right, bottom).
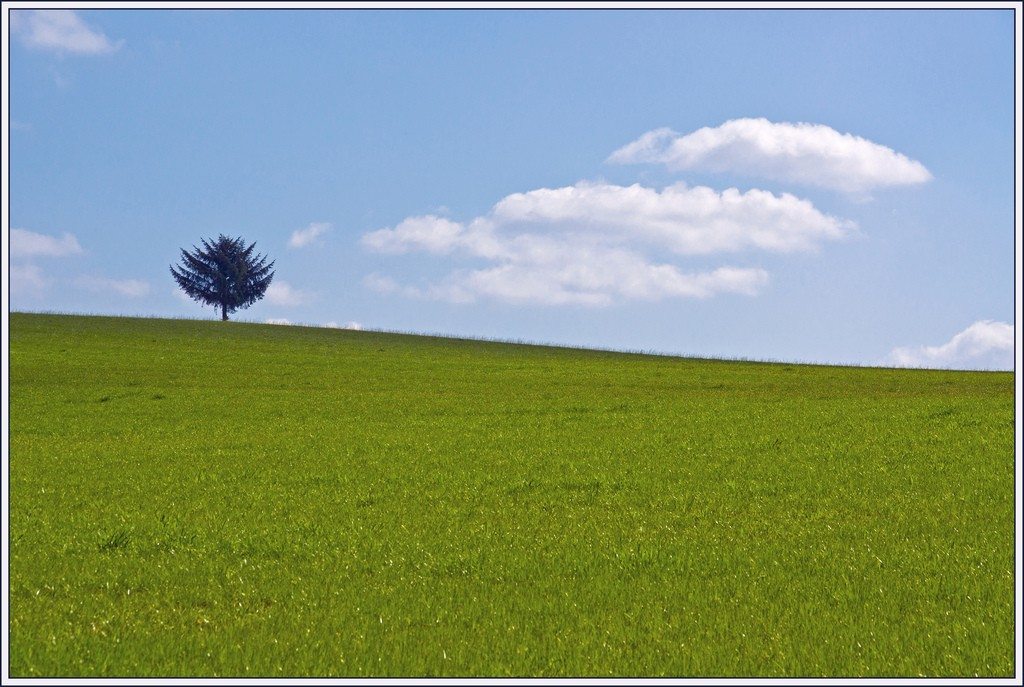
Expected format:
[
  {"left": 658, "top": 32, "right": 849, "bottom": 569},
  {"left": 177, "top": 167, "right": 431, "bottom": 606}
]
[{"left": 7, "top": 8, "right": 1016, "bottom": 368}]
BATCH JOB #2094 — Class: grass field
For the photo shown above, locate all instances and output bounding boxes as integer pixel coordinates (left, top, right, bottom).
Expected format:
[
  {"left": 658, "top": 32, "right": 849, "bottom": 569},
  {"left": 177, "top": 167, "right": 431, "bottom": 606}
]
[{"left": 7, "top": 312, "right": 1016, "bottom": 677}]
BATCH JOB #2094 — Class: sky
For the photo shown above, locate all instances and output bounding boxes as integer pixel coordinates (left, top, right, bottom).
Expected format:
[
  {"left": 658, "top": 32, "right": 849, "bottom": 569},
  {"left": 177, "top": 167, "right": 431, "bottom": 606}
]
[{"left": 6, "top": 8, "right": 1018, "bottom": 369}]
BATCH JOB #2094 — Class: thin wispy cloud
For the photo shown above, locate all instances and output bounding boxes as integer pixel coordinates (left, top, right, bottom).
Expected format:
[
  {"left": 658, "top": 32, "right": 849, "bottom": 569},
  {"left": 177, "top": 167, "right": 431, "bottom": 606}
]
[
  {"left": 887, "top": 320, "right": 1014, "bottom": 370},
  {"left": 609, "top": 118, "right": 932, "bottom": 194},
  {"left": 288, "top": 222, "right": 331, "bottom": 249},
  {"left": 75, "top": 275, "right": 150, "bottom": 298},
  {"left": 265, "top": 280, "right": 312, "bottom": 306},
  {"left": 11, "top": 228, "right": 83, "bottom": 258},
  {"left": 324, "top": 320, "right": 363, "bottom": 330},
  {"left": 12, "top": 10, "right": 123, "bottom": 56},
  {"left": 361, "top": 180, "right": 848, "bottom": 306},
  {"left": 10, "top": 264, "right": 48, "bottom": 298},
  {"left": 171, "top": 287, "right": 195, "bottom": 303},
  {"left": 10, "top": 229, "right": 84, "bottom": 300}
]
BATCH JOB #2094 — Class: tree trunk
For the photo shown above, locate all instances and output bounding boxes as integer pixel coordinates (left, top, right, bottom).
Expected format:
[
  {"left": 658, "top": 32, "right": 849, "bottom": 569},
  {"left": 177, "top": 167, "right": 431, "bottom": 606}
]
[{"left": 221, "top": 303, "right": 228, "bottom": 321}]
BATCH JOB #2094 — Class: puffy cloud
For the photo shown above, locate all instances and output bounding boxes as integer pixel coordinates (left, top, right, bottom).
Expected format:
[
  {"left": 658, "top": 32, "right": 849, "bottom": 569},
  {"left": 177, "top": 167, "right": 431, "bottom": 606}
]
[
  {"left": 609, "top": 118, "right": 932, "bottom": 193},
  {"left": 360, "top": 180, "right": 848, "bottom": 306},
  {"left": 11, "top": 228, "right": 83, "bottom": 258},
  {"left": 363, "top": 216, "right": 466, "bottom": 255},
  {"left": 490, "top": 182, "right": 851, "bottom": 254},
  {"left": 265, "top": 318, "right": 292, "bottom": 326},
  {"left": 364, "top": 183, "right": 849, "bottom": 258},
  {"left": 75, "top": 275, "right": 150, "bottom": 298},
  {"left": 264, "top": 280, "right": 312, "bottom": 306},
  {"left": 888, "top": 320, "right": 1014, "bottom": 370},
  {"left": 288, "top": 222, "right": 331, "bottom": 249},
  {"left": 12, "top": 10, "right": 122, "bottom": 55}
]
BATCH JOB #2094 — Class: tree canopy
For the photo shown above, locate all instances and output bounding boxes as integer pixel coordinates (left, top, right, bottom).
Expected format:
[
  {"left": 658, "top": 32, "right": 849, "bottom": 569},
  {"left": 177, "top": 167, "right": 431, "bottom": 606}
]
[{"left": 170, "top": 235, "right": 275, "bottom": 321}]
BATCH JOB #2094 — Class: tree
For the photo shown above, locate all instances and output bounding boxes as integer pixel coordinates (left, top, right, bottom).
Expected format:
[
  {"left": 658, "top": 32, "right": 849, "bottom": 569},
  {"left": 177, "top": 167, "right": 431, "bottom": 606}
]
[{"left": 170, "top": 235, "right": 275, "bottom": 321}]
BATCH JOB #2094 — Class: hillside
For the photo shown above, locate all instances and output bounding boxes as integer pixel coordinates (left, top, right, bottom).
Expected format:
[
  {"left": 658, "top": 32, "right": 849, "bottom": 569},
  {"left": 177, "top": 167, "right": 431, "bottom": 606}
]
[{"left": 7, "top": 312, "right": 1015, "bottom": 677}]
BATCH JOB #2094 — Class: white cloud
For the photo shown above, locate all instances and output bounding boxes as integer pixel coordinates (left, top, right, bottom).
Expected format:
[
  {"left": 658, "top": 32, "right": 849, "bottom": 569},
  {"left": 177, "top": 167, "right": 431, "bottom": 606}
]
[
  {"left": 417, "top": 261, "right": 768, "bottom": 307},
  {"left": 288, "top": 222, "right": 331, "bottom": 249},
  {"left": 360, "top": 180, "right": 848, "bottom": 306},
  {"left": 888, "top": 321, "right": 1014, "bottom": 370},
  {"left": 325, "top": 320, "right": 364, "bottom": 330},
  {"left": 10, "top": 264, "right": 48, "bottom": 297},
  {"left": 11, "top": 228, "right": 83, "bottom": 258},
  {"left": 265, "top": 318, "right": 292, "bottom": 326},
  {"left": 10, "top": 229, "right": 84, "bottom": 300},
  {"left": 365, "top": 216, "right": 466, "bottom": 255},
  {"left": 494, "top": 182, "right": 851, "bottom": 254},
  {"left": 609, "top": 118, "right": 932, "bottom": 193},
  {"left": 12, "top": 10, "right": 122, "bottom": 55},
  {"left": 265, "top": 280, "right": 312, "bottom": 306},
  {"left": 364, "top": 183, "right": 849, "bottom": 258},
  {"left": 75, "top": 275, "right": 150, "bottom": 298}
]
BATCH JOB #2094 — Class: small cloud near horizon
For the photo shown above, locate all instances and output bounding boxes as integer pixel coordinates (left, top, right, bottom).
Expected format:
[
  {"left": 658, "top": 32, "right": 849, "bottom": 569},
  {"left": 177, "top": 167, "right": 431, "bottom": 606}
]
[
  {"left": 75, "top": 275, "right": 150, "bottom": 298},
  {"left": 265, "top": 280, "right": 312, "bottom": 306},
  {"left": 324, "top": 321, "right": 363, "bottom": 330},
  {"left": 10, "top": 264, "right": 48, "bottom": 298},
  {"left": 887, "top": 320, "right": 1013, "bottom": 370},
  {"left": 10, "top": 228, "right": 85, "bottom": 300}
]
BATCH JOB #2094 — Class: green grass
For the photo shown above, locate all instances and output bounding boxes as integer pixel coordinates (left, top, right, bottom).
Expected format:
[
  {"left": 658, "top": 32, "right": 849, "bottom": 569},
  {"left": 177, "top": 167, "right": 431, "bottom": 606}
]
[{"left": 8, "top": 312, "right": 1015, "bottom": 677}]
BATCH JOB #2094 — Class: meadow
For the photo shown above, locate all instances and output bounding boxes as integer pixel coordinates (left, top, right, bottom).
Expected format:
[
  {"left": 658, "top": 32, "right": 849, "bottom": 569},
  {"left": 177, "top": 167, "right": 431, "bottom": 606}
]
[{"left": 7, "top": 312, "right": 1015, "bottom": 677}]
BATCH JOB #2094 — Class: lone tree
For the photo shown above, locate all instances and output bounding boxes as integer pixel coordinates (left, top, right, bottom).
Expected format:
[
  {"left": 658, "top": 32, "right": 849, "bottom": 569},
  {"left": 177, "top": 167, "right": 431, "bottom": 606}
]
[{"left": 170, "top": 235, "right": 275, "bottom": 321}]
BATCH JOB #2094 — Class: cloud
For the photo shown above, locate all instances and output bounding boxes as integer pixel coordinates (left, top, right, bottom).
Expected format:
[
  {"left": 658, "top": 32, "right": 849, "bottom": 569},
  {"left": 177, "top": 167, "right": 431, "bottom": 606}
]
[
  {"left": 325, "top": 320, "right": 364, "bottom": 330},
  {"left": 365, "top": 216, "right": 466, "bottom": 255},
  {"left": 10, "top": 264, "right": 48, "bottom": 297},
  {"left": 75, "top": 275, "right": 150, "bottom": 298},
  {"left": 360, "top": 180, "right": 849, "bottom": 306},
  {"left": 10, "top": 229, "right": 84, "bottom": 299},
  {"left": 288, "top": 222, "right": 331, "bottom": 249},
  {"left": 365, "top": 182, "right": 849, "bottom": 257},
  {"left": 887, "top": 320, "right": 1014, "bottom": 370},
  {"left": 265, "top": 318, "right": 292, "bottom": 325},
  {"left": 609, "top": 118, "right": 932, "bottom": 193},
  {"left": 264, "top": 280, "right": 312, "bottom": 306},
  {"left": 11, "top": 228, "right": 83, "bottom": 258},
  {"left": 12, "top": 10, "right": 122, "bottom": 55}
]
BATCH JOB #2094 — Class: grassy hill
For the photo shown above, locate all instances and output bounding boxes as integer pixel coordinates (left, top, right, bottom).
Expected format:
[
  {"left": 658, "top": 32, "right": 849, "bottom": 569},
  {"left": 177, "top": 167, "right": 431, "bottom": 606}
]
[{"left": 8, "top": 312, "right": 1015, "bottom": 677}]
